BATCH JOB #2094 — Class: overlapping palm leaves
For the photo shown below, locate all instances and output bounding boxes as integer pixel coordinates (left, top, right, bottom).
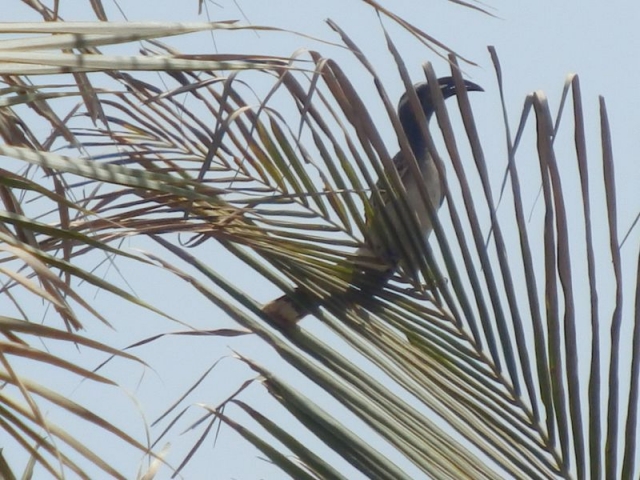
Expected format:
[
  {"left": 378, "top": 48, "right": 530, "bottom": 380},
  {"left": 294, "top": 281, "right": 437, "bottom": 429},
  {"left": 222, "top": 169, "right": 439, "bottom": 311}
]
[{"left": 0, "top": 6, "right": 638, "bottom": 480}]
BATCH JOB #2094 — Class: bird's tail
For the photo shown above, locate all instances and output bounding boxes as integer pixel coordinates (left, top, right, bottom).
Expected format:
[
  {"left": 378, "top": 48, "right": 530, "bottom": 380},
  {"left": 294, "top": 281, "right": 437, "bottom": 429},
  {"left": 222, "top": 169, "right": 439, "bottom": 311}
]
[
  {"left": 262, "top": 288, "right": 319, "bottom": 328},
  {"left": 262, "top": 265, "right": 396, "bottom": 328}
]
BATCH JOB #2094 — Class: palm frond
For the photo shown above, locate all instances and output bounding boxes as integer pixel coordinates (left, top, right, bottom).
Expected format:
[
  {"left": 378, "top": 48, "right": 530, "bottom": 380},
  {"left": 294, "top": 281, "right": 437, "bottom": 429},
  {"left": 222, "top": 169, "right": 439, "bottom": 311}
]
[{"left": 0, "top": 3, "right": 638, "bottom": 479}]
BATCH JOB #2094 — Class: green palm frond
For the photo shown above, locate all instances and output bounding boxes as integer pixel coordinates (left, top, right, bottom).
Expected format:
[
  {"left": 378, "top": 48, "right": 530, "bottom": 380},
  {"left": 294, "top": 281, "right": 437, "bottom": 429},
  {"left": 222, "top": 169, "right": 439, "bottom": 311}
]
[{"left": 0, "top": 2, "right": 638, "bottom": 479}]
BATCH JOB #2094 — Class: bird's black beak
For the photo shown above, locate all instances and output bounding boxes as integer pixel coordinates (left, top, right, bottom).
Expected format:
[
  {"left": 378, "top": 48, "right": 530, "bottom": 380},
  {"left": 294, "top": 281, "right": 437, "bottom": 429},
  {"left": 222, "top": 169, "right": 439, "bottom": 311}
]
[{"left": 462, "top": 79, "right": 484, "bottom": 93}]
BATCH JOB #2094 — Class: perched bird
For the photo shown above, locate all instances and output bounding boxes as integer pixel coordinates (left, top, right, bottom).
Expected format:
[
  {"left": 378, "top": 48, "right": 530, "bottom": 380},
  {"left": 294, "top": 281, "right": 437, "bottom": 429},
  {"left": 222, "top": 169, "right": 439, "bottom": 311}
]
[{"left": 264, "top": 76, "right": 483, "bottom": 327}]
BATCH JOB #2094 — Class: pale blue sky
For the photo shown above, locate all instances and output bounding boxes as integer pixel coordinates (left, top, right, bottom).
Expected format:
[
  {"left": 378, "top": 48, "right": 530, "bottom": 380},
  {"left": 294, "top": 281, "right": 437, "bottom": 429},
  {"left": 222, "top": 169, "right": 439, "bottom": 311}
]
[{"left": 5, "top": 1, "right": 640, "bottom": 478}]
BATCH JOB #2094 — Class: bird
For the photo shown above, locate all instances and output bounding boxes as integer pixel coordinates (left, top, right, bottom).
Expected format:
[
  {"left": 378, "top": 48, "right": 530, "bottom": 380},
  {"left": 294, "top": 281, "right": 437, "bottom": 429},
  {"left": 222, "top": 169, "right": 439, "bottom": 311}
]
[{"left": 263, "top": 76, "right": 484, "bottom": 328}]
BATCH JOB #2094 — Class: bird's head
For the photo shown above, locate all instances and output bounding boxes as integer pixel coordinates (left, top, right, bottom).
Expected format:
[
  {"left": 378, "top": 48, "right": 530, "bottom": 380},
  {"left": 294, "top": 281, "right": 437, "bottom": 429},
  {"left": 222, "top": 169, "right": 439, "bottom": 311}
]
[{"left": 397, "top": 76, "right": 483, "bottom": 153}]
